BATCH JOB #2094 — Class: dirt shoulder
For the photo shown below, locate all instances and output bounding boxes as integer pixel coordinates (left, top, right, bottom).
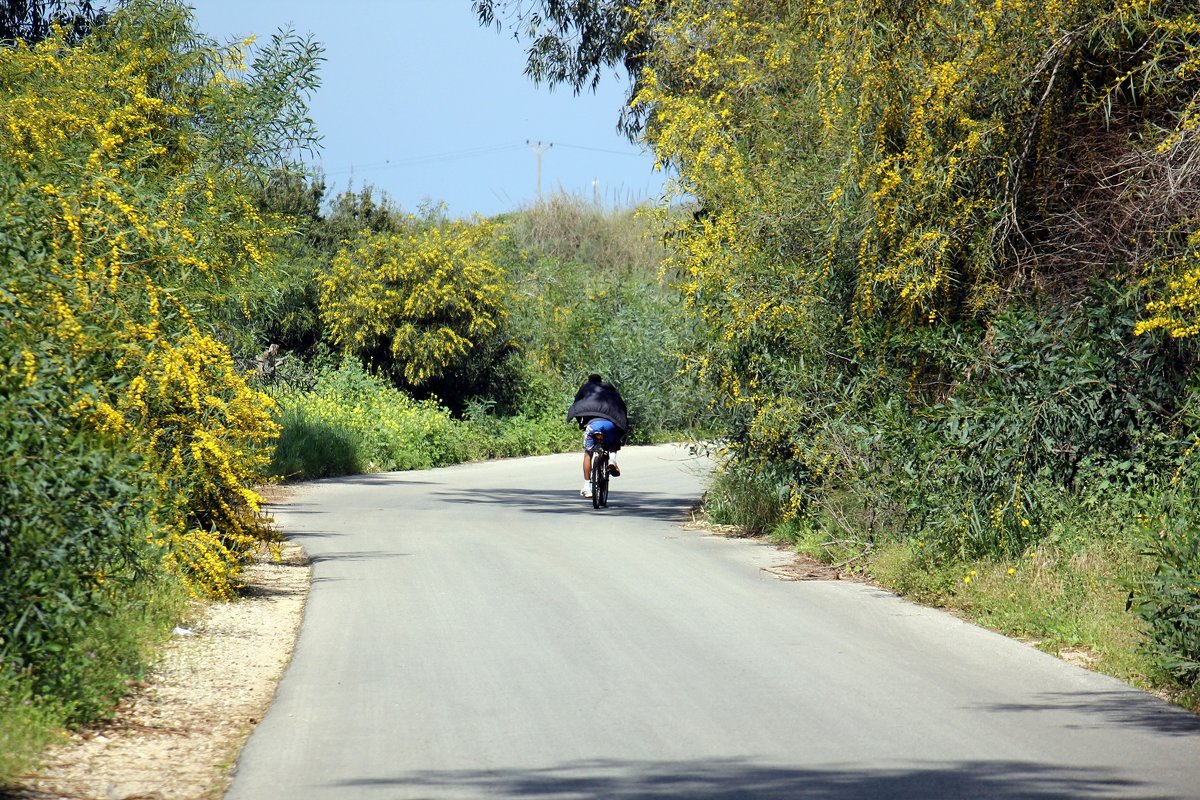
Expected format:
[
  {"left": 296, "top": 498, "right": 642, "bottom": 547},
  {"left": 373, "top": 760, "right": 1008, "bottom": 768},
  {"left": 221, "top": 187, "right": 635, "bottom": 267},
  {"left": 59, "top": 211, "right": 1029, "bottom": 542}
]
[{"left": 5, "top": 541, "right": 309, "bottom": 800}]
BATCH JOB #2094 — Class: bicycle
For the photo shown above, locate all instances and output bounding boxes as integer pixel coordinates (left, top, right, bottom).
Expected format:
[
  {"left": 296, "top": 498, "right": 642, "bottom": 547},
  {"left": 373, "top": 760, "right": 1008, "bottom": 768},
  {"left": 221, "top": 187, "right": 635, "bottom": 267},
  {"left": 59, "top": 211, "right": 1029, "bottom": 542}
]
[{"left": 589, "top": 431, "right": 611, "bottom": 509}]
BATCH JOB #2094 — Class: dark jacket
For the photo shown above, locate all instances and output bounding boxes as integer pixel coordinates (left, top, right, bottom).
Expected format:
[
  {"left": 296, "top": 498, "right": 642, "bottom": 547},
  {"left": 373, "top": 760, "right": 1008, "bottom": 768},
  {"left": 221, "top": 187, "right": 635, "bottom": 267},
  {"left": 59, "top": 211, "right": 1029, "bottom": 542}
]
[{"left": 566, "top": 378, "right": 629, "bottom": 432}]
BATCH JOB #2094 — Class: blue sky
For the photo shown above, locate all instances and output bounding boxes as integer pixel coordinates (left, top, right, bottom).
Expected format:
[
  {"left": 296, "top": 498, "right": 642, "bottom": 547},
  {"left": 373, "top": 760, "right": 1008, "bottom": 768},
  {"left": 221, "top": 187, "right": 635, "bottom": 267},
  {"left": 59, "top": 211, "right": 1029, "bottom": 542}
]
[{"left": 188, "top": 0, "right": 666, "bottom": 218}]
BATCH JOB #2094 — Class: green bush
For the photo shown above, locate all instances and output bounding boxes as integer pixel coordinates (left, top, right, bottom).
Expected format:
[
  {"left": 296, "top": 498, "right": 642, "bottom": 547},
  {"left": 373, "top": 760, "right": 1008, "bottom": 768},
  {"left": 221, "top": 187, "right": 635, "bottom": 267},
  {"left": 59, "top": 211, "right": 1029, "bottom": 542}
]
[
  {"left": 499, "top": 197, "right": 712, "bottom": 439},
  {"left": 463, "top": 399, "right": 577, "bottom": 459},
  {"left": 269, "top": 357, "right": 583, "bottom": 481},
  {"left": 0, "top": 665, "right": 59, "bottom": 784},
  {"left": 0, "top": 251, "right": 185, "bottom": 722},
  {"left": 1133, "top": 446, "right": 1200, "bottom": 689},
  {"left": 269, "top": 411, "right": 363, "bottom": 479},
  {"left": 270, "top": 359, "right": 470, "bottom": 479},
  {"left": 746, "top": 285, "right": 1188, "bottom": 562},
  {"left": 703, "top": 459, "right": 792, "bottom": 536},
  {"left": 1136, "top": 520, "right": 1200, "bottom": 687},
  {"left": 0, "top": 388, "right": 168, "bottom": 719}
]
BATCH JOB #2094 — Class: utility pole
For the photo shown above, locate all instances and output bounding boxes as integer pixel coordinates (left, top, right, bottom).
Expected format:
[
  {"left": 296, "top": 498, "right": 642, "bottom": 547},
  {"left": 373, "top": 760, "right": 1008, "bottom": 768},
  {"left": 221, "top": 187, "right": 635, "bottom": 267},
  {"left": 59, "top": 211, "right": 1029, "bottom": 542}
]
[{"left": 527, "top": 140, "right": 552, "bottom": 201}]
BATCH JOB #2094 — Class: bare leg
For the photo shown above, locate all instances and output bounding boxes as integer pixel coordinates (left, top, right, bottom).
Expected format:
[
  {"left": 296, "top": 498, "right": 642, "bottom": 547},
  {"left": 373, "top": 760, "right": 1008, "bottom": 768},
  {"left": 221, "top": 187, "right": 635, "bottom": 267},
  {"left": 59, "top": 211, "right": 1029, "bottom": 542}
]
[{"left": 583, "top": 451, "right": 592, "bottom": 481}]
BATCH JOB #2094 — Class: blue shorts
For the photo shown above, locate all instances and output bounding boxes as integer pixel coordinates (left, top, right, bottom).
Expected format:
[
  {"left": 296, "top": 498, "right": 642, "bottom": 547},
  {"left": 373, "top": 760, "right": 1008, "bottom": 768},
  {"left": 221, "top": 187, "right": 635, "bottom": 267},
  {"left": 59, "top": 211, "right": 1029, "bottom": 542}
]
[{"left": 583, "top": 419, "right": 622, "bottom": 453}]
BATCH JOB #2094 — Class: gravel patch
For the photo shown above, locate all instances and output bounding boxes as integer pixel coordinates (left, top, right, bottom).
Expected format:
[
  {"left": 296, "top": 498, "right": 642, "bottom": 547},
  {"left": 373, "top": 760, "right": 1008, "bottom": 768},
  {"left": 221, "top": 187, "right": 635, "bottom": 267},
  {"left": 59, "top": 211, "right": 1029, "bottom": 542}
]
[{"left": 6, "top": 542, "right": 309, "bottom": 800}]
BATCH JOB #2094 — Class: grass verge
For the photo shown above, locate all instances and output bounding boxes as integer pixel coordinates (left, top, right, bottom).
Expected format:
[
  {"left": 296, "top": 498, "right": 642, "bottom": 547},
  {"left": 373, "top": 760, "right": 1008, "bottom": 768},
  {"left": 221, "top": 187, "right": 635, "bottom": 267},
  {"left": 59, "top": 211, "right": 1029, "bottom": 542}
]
[
  {"left": 0, "top": 575, "right": 190, "bottom": 788},
  {"left": 784, "top": 530, "right": 1200, "bottom": 713}
]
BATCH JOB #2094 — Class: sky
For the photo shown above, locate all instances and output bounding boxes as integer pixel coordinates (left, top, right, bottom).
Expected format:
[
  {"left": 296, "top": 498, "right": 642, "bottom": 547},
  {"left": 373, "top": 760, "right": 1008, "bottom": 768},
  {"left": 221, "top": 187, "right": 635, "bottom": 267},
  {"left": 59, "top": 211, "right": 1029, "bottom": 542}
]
[{"left": 188, "top": 0, "right": 667, "bottom": 219}]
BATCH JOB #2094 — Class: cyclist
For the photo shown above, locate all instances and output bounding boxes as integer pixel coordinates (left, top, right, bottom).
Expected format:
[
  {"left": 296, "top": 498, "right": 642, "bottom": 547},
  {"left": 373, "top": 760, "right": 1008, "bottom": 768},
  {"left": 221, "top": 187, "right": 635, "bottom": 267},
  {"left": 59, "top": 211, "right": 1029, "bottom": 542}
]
[{"left": 566, "top": 373, "right": 629, "bottom": 498}]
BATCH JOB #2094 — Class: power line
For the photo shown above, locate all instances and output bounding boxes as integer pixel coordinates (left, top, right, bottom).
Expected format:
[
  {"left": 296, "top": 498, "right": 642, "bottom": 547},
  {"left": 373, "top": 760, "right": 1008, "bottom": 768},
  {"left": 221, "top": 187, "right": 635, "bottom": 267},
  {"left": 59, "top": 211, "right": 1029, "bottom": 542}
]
[
  {"left": 321, "top": 139, "right": 648, "bottom": 177},
  {"left": 550, "top": 141, "right": 648, "bottom": 157},
  {"left": 322, "top": 143, "right": 527, "bottom": 176}
]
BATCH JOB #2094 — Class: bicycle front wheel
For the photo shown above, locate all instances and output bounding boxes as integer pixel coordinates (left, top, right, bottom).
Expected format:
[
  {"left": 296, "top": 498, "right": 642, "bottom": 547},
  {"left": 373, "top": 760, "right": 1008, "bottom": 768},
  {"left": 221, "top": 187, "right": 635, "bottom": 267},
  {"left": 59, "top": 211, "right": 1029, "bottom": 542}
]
[{"left": 591, "top": 454, "right": 604, "bottom": 509}]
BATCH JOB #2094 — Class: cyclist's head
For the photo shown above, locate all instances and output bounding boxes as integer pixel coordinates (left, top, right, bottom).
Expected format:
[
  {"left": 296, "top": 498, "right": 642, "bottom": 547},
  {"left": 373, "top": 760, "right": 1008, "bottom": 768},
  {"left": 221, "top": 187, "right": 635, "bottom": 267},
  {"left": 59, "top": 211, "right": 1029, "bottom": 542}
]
[{"left": 588, "top": 373, "right": 602, "bottom": 383}]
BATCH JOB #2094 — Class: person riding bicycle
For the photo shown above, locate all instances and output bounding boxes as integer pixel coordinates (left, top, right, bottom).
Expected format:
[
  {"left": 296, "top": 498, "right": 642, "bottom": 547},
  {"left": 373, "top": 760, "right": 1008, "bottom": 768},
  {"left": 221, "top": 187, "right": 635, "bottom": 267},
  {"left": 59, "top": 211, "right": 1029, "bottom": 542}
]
[{"left": 566, "top": 373, "right": 629, "bottom": 498}]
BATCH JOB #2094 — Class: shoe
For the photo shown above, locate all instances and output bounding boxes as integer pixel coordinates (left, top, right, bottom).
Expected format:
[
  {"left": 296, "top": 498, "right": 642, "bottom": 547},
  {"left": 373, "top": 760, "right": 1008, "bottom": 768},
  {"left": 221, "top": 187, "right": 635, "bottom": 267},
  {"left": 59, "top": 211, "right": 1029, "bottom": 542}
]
[
  {"left": 580, "top": 481, "right": 592, "bottom": 498},
  {"left": 608, "top": 463, "right": 620, "bottom": 477}
]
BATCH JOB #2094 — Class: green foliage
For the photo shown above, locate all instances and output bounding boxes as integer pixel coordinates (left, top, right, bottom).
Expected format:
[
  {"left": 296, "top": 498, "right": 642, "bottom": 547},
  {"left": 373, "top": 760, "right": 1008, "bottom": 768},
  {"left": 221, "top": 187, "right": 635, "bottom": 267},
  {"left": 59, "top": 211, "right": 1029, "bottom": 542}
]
[
  {"left": 503, "top": 193, "right": 666, "bottom": 276},
  {"left": 269, "top": 359, "right": 577, "bottom": 480},
  {"left": 1137, "top": 521, "right": 1200, "bottom": 687},
  {"left": 499, "top": 195, "right": 712, "bottom": 439},
  {"left": 869, "top": 539, "right": 1162, "bottom": 697},
  {"left": 0, "top": 0, "right": 323, "bottom": 741},
  {"left": 473, "top": 0, "right": 650, "bottom": 139},
  {"left": 0, "top": 664, "right": 60, "bottom": 784},
  {"left": 703, "top": 460, "right": 791, "bottom": 536},
  {"left": 0, "top": 0, "right": 107, "bottom": 45},
  {"left": 1132, "top": 445, "right": 1200, "bottom": 689},
  {"left": 0, "top": 570, "right": 186, "bottom": 785},
  {"left": 0, "top": 180, "right": 169, "bottom": 721},
  {"left": 270, "top": 359, "right": 467, "bottom": 477},
  {"left": 0, "top": 369, "right": 160, "bottom": 718},
  {"left": 270, "top": 411, "right": 363, "bottom": 480},
  {"left": 0, "top": 286, "right": 190, "bottom": 728},
  {"left": 464, "top": 397, "right": 579, "bottom": 460},
  {"left": 309, "top": 183, "right": 407, "bottom": 254},
  {"left": 893, "top": 290, "right": 1186, "bottom": 559}
]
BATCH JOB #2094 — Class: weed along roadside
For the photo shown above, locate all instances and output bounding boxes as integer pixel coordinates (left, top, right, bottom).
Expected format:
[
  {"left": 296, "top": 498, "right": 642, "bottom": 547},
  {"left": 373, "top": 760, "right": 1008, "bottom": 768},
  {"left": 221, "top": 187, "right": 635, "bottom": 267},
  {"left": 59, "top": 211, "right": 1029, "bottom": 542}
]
[
  {"left": 4, "top": 543, "right": 309, "bottom": 800},
  {"left": 863, "top": 541, "right": 1190, "bottom": 709}
]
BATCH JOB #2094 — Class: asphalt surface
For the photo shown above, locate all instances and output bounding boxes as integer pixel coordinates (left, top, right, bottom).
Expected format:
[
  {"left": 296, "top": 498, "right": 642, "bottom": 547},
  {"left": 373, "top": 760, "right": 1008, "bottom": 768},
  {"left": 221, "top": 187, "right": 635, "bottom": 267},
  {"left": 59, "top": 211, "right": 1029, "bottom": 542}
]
[{"left": 228, "top": 445, "right": 1200, "bottom": 799}]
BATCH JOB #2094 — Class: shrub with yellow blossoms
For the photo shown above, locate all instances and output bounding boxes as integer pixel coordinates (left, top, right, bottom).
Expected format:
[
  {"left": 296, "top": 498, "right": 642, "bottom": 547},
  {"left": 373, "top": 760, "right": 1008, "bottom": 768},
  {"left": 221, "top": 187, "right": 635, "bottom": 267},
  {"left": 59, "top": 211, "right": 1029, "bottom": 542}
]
[
  {"left": 0, "top": 0, "right": 321, "bottom": 598},
  {"left": 606, "top": 0, "right": 1200, "bottom": 572},
  {"left": 319, "top": 217, "right": 510, "bottom": 389}
]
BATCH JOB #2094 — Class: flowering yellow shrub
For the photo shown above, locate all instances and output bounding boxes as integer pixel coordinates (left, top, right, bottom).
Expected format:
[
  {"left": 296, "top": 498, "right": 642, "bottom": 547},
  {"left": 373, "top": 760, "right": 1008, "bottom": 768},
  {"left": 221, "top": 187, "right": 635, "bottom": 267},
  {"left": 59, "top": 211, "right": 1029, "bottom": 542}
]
[
  {"left": 635, "top": 0, "right": 1200, "bottom": 338},
  {"left": 0, "top": 2, "right": 301, "bottom": 597},
  {"left": 1137, "top": 232, "right": 1200, "bottom": 339},
  {"left": 319, "top": 218, "right": 509, "bottom": 386},
  {"left": 84, "top": 329, "right": 280, "bottom": 598},
  {"left": 632, "top": 1, "right": 829, "bottom": 420},
  {"left": 624, "top": 0, "right": 1200, "bottom": 552},
  {"left": 1126, "top": 8, "right": 1200, "bottom": 339}
]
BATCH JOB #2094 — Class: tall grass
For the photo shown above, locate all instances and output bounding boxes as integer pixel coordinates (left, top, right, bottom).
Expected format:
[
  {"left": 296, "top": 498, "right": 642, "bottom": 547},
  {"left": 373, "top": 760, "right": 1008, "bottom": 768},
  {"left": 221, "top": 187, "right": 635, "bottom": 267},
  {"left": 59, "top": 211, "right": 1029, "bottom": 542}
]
[
  {"left": 504, "top": 192, "right": 667, "bottom": 278},
  {"left": 868, "top": 540, "right": 1174, "bottom": 704},
  {"left": 269, "top": 359, "right": 579, "bottom": 481}
]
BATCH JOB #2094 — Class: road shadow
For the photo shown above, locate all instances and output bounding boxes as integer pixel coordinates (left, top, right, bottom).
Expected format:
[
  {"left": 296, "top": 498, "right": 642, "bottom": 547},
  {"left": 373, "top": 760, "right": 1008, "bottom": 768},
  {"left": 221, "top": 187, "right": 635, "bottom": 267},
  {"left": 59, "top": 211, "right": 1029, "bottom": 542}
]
[
  {"left": 434, "top": 486, "right": 695, "bottom": 523},
  {"left": 263, "top": 505, "right": 334, "bottom": 516},
  {"left": 306, "top": 550, "right": 411, "bottom": 564},
  {"left": 981, "top": 690, "right": 1200, "bottom": 737},
  {"left": 271, "top": 475, "right": 441, "bottom": 490},
  {"left": 333, "top": 758, "right": 1160, "bottom": 799}
]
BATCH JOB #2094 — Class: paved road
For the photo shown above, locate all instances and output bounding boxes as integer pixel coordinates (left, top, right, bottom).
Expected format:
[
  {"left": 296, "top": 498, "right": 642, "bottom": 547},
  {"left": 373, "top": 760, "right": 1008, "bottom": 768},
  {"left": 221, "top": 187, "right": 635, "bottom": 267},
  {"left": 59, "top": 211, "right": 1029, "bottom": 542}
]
[{"left": 229, "top": 445, "right": 1200, "bottom": 799}]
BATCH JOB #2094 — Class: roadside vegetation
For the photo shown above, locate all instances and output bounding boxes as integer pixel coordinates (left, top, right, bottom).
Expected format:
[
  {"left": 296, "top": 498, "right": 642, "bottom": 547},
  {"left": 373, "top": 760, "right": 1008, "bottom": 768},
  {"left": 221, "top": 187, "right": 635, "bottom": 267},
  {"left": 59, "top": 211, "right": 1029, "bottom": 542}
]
[{"left": 481, "top": 0, "right": 1200, "bottom": 711}]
